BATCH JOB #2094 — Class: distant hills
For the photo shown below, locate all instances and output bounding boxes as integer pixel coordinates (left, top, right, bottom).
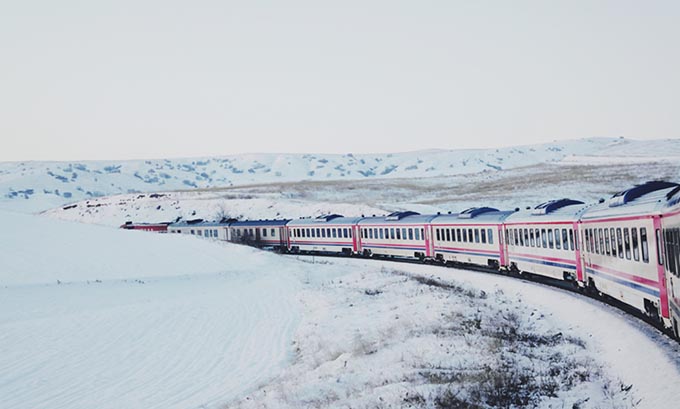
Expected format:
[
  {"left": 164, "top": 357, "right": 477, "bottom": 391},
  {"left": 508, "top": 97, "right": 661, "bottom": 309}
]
[{"left": 2, "top": 137, "right": 678, "bottom": 212}]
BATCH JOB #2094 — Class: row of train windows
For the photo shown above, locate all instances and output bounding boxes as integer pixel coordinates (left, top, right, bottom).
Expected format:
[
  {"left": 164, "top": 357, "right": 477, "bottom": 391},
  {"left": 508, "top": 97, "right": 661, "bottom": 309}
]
[
  {"left": 583, "top": 227, "right": 649, "bottom": 263},
  {"left": 361, "top": 226, "right": 425, "bottom": 241},
  {"left": 436, "top": 227, "right": 494, "bottom": 245},
  {"left": 233, "top": 228, "right": 277, "bottom": 237},
  {"left": 188, "top": 229, "right": 219, "bottom": 237},
  {"left": 664, "top": 228, "right": 680, "bottom": 277},
  {"left": 507, "top": 227, "right": 576, "bottom": 251},
  {"left": 291, "top": 227, "right": 352, "bottom": 239}
]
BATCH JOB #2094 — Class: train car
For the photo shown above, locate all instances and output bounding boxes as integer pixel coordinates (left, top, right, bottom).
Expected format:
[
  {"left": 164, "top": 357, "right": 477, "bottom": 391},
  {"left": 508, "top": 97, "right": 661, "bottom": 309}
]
[
  {"left": 228, "top": 219, "right": 291, "bottom": 250},
  {"left": 656, "top": 185, "right": 680, "bottom": 336},
  {"left": 169, "top": 219, "right": 229, "bottom": 240},
  {"left": 430, "top": 208, "right": 514, "bottom": 269},
  {"left": 357, "top": 211, "right": 437, "bottom": 260},
  {"left": 503, "top": 199, "right": 588, "bottom": 283},
  {"left": 287, "top": 214, "right": 364, "bottom": 254},
  {"left": 579, "top": 181, "right": 676, "bottom": 325},
  {"left": 120, "top": 221, "right": 170, "bottom": 233}
]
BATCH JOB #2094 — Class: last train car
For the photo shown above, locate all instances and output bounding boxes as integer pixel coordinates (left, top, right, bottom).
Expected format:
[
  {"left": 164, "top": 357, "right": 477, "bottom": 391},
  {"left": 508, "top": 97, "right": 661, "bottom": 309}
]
[
  {"left": 287, "top": 214, "right": 364, "bottom": 255},
  {"left": 503, "top": 199, "right": 589, "bottom": 283},
  {"left": 430, "top": 207, "right": 514, "bottom": 269},
  {"left": 579, "top": 181, "right": 676, "bottom": 326}
]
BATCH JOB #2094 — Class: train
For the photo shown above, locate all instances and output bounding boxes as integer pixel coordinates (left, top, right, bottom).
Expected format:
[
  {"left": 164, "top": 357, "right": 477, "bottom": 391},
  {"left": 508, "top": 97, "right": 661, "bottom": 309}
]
[{"left": 123, "top": 180, "right": 680, "bottom": 339}]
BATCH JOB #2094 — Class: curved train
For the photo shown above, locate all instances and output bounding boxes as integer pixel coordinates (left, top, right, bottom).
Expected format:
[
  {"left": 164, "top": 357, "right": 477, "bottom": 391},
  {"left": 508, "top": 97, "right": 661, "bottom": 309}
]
[{"left": 123, "top": 180, "right": 680, "bottom": 338}]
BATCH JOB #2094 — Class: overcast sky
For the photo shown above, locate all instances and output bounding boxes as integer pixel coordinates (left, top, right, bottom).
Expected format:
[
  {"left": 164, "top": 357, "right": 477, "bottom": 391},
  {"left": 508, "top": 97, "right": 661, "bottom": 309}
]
[{"left": 1, "top": 1, "right": 678, "bottom": 161}]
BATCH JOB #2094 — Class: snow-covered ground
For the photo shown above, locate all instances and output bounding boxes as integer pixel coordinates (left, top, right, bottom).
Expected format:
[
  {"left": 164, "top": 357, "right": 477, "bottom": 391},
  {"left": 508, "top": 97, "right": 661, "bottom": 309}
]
[
  {"left": 0, "top": 210, "right": 307, "bottom": 409},
  {"left": 3, "top": 210, "right": 680, "bottom": 408},
  {"left": 231, "top": 258, "right": 680, "bottom": 409}
]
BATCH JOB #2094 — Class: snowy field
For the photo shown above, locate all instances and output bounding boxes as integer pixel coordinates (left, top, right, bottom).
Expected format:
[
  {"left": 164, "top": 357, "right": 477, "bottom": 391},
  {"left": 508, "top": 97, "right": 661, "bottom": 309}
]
[
  {"left": 230, "top": 257, "right": 680, "bottom": 409},
  {"left": 3, "top": 210, "right": 680, "bottom": 408},
  {"left": 0, "top": 210, "right": 308, "bottom": 409}
]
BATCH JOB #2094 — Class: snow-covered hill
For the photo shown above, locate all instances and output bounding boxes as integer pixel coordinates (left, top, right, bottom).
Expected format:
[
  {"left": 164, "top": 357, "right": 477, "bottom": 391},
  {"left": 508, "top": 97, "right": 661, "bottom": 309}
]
[{"left": 3, "top": 137, "right": 679, "bottom": 213}]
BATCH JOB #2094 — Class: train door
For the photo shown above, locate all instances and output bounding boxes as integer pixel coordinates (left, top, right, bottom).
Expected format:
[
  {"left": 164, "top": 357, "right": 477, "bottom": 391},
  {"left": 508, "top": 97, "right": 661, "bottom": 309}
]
[
  {"left": 498, "top": 225, "right": 507, "bottom": 268},
  {"left": 573, "top": 222, "right": 584, "bottom": 282},
  {"left": 424, "top": 225, "right": 434, "bottom": 258},
  {"left": 279, "top": 226, "right": 287, "bottom": 250},
  {"left": 352, "top": 225, "right": 361, "bottom": 254},
  {"left": 657, "top": 216, "right": 675, "bottom": 329}
]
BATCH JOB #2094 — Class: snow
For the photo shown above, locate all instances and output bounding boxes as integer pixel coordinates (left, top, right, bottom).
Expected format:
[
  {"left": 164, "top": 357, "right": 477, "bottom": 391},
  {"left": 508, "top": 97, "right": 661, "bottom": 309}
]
[
  {"left": 231, "top": 258, "right": 680, "bottom": 408},
  {"left": 3, "top": 137, "right": 680, "bottom": 213},
  {"left": 2, "top": 210, "right": 680, "bottom": 408},
  {"left": 0, "top": 210, "right": 307, "bottom": 409}
]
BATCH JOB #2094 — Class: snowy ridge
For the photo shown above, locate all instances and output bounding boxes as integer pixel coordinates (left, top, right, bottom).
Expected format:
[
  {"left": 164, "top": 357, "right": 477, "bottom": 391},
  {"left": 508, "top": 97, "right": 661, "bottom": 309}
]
[{"left": 3, "top": 137, "right": 679, "bottom": 212}]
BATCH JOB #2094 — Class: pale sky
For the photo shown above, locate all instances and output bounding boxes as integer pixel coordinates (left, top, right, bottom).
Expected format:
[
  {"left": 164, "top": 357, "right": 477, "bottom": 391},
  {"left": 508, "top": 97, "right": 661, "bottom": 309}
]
[{"left": 1, "top": 1, "right": 678, "bottom": 161}]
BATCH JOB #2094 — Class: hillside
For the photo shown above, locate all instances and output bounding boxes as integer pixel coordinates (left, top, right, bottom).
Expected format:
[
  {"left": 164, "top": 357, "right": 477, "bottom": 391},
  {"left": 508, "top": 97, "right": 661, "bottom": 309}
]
[{"left": 4, "top": 137, "right": 679, "bottom": 213}]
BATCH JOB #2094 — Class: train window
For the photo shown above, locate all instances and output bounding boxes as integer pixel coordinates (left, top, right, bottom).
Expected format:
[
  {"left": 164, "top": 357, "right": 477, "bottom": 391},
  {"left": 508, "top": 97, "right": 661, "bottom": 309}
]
[
  {"left": 632, "top": 228, "right": 640, "bottom": 261},
  {"left": 436, "top": 229, "right": 441, "bottom": 241},
  {"left": 488, "top": 229, "right": 494, "bottom": 245},
  {"left": 262, "top": 228, "right": 267, "bottom": 237},
  {"left": 475, "top": 229, "right": 480, "bottom": 243},
  {"left": 385, "top": 228, "right": 389, "bottom": 239},
  {"left": 546, "top": 229, "right": 553, "bottom": 249},
  {"left": 389, "top": 228, "right": 394, "bottom": 240},
  {"left": 469, "top": 229, "right": 474, "bottom": 243},
  {"left": 616, "top": 228, "right": 623, "bottom": 258},
  {"left": 305, "top": 228, "right": 310, "bottom": 237},
  {"left": 624, "top": 228, "right": 631, "bottom": 260},
  {"left": 598, "top": 228, "right": 604, "bottom": 255},
  {"left": 402, "top": 228, "right": 407, "bottom": 240},
  {"left": 414, "top": 228, "right": 420, "bottom": 240},
  {"left": 396, "top": 228, "right": 402, "bottom": 240},
  {"left": 608, "top": 228, "right": 615, "bottom": 256},
  {"left": 539, "top": 229, "right": 545, "bottom": 248},
  {"left": 463, "top": 229, "right": 468, "bottom": 242},
  {"left": 479, "top": 228, "right": 485, "bottom": 244},
  {"left": 594, "top": 229, "right": 600, "bottom": 254},
  {"left": 657, "top": 229, "right": 664, "bottom": 265},
  {"left": 366, "top": 228, "right": 371, "bottom": 239},
  {"left": 511, "top": 229, "right": 517, "bottom": 246},
  {"left": 456, "top": 229, "right": 462, "bottom": 242},
  {"left": 604, "top": 229, "right": 610, "bottom": 256},
  {"left": 568, "top": 229, "right": 574, "bottom": 251},
  {"left": 421, "top": 229, "right": 424, "bottom": 240},
  {"left": 408, "top": 228, "right": 413, "bottom": 240},
  {"left": 640, "top": 228, "right": 649, "bottom": 263},
  {"left": 553, "top": 228, "right": 560, "bottom": 249},
  {"left": 522, "top": 229, "right": 528, "bottom": 247},
  {"left": 530, "top": 229, "right": 535, "bottom": 247},
  {"left": 443, "top": 229, "right": 449, "bottom": 241},
  {"left": 326, "top": 228, "right": 330, "bottom": 237}
]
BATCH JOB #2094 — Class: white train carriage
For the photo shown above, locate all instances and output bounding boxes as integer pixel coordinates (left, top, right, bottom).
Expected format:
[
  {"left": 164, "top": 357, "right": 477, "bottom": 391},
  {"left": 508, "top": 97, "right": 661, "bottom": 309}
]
[
  {"left": 228, "top": 219, "right": 291, "bottom": 250},
  {"left": 168, "top": 219, "right": 229, "bottom": 240},
  {"left": 579, "top": 181, "right": 675, "bottom": 325},
  {"left": 657, "top": 185, "right": 680, "bottom": 336},
  {"left": 430, "top": 207, "right": 513, "bottom": 269},
  {"left": 503, "top": 199, "right": 587, "bottom": 283},
  {"left": 357, "top": 212, "right": 436, "bottom": 260},
  {"left": 287, "top": 214, "right": 363, "bottom": 255}
]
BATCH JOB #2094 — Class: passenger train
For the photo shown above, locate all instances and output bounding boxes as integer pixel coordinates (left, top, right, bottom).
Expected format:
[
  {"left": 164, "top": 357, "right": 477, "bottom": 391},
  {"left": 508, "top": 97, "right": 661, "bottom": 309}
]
[{"left": 122, "top": 180, "right": 680, "bottom": 339}]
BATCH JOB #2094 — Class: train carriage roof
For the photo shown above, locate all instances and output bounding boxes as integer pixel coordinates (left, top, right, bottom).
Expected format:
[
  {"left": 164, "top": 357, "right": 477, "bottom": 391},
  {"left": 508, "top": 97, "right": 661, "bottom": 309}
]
[
  {"left": 504, "top": 199, "right": 589, "bottom": 224},
  {"left": 287, "top": 214, "right": 364, "bottom": 227},
  {"left": 581, "top": 181, "right": 680, "bottom": 220},
  {"left": 358, "top": 212, "right": 438, "bottom": 225},
  {"left": 169, "top": 219, "right": 230, "bottom": 228},
  {"left": 229, "top": 219, "right": 291, "bottom": 227},
  {"left": 431, "top": 207, "right": 514, "bottom": 225}
]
